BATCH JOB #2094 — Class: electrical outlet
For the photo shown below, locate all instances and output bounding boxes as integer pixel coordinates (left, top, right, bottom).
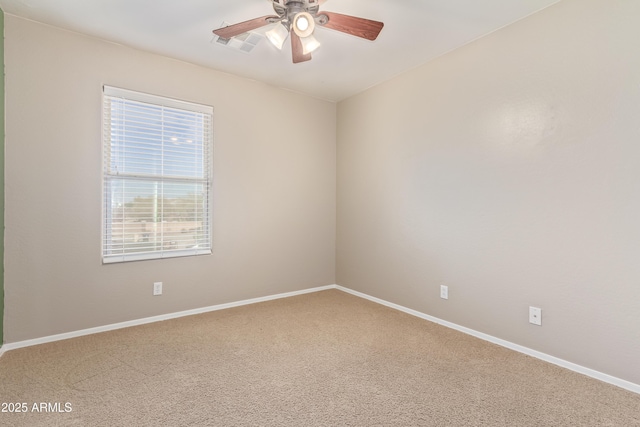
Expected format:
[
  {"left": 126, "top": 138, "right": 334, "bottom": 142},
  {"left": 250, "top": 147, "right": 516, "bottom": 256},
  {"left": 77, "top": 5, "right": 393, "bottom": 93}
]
[
  {"left": 440, "top": 285, "right": 449, "bottom": 300},
  {"left": 153, "top": 282, "right": 163, "bottom": 296},
  {"left": 529, "top": 306, "right": 542, "bottom": 326}
]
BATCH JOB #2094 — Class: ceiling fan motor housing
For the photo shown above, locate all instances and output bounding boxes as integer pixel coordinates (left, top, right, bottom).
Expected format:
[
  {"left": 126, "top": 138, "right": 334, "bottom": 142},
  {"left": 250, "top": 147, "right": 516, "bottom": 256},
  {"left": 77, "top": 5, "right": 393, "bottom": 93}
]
[{"left": 273, "top": 0, "right": 321, "bottom": 23}]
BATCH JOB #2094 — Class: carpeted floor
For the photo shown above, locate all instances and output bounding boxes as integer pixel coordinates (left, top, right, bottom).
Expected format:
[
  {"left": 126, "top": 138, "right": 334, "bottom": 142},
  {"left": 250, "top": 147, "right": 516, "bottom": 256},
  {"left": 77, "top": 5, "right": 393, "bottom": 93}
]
[{"left": 1, "top": 289, "right": 639, "bottom": 426}]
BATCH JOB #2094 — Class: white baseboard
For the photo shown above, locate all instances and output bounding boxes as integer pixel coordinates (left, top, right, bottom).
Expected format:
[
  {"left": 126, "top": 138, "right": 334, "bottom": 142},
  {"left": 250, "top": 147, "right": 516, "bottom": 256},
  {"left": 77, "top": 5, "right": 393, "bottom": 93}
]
[
  {"left": 0, "top": 284, "right": 336, "bottom": 355},
  {"left": 335, "top": 285, "right": 640, "bottom": 395},
  {"left": 2, "top": 283, "right": 638, "bottom": 395}
]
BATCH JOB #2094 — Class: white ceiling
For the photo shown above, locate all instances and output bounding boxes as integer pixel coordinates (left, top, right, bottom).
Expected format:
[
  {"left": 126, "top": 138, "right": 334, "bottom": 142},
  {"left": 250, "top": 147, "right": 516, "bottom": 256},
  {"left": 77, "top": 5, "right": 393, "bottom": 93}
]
[{"left": 0, "top": 0, "right": 560, "bottom": 101}]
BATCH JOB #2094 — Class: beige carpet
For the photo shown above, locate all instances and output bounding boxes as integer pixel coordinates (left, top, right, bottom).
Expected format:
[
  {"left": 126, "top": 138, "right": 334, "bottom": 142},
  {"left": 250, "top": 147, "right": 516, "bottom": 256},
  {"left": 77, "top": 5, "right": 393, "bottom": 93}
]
[{"left": 1, "top": 289, "right": 639, "bottom": 426}]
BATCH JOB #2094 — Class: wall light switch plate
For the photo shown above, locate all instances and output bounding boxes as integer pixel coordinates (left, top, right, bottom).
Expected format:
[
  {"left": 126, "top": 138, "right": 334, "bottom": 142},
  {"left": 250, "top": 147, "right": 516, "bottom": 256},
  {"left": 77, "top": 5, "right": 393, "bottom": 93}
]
[
  {"left": 153, "top": 282, "right": 163, "bottom": 296},
  {"left": 529, "top": 306, "right": 542, "bottom": 325},
  {"left": 440, "top": 285, "right": 449, "bottom": 300}
]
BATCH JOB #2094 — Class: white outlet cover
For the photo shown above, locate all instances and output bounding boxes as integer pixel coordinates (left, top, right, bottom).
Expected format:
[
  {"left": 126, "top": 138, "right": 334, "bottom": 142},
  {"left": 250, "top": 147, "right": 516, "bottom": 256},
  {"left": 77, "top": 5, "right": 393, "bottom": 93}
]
[
  {"left": 440, "top": 285, "right": 449, "bottom": 300},
  {"left": 529, "top": 306, "right": 542, "bottom": 325},
  {"left": 153, "top": 282, "right": 163, "bottom": 296}
]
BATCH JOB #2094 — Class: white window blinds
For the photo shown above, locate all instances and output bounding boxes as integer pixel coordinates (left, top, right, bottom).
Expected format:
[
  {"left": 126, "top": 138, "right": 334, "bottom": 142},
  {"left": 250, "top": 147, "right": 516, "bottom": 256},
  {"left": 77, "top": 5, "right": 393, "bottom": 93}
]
[{"left": 102, "top": 86, "right": 213, "bottom": 263}]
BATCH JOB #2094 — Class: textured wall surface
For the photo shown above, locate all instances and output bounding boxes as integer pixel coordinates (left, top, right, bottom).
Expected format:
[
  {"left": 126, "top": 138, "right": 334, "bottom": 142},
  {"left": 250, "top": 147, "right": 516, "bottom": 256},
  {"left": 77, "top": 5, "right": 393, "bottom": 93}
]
[
  {"left": 0, "top": 8, "right": 5, "bottom": 346},
  {"left": 337, "top": 0, "right": 640, "bottom": 385},
  {"left": 4, "top": 16, "right": 336, "bottom": 342}
]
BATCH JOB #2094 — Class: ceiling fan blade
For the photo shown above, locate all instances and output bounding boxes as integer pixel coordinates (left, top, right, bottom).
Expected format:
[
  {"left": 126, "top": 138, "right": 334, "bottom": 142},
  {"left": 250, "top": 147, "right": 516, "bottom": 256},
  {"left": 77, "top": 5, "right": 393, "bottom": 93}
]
[
  {"left": 213, "top": 15, "right": 279, "bottom": 39},
  {"left": 319, "top": 12, "right": 384, "bottom": 41},
  {"left": 291, "top": 32, "right": 312, "bottom": 64}
]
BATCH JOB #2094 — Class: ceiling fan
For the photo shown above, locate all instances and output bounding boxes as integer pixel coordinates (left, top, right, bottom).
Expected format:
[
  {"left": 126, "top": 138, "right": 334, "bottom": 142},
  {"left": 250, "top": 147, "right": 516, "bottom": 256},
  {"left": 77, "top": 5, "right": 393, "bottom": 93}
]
[{"left": 213, "top": 0, "right": 384, "bottom": 63}]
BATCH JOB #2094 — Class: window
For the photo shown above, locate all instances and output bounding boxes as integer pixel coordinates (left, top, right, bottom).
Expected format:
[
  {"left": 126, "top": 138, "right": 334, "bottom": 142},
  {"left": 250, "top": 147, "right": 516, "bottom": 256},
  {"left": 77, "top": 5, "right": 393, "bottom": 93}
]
[{"left": 102, "top": 86, "right": 213, "bottom": 263}]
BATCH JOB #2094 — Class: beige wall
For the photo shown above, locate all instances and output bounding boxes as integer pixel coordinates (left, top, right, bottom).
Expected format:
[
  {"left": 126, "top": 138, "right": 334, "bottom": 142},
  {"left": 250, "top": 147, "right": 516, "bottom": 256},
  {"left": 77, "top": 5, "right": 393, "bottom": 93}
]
[
  {"left": 4, "top": 16, "right": 336, "bottom": 342},
  {"left": 337, "top": 0, "right": 640, "bottom": 385}
]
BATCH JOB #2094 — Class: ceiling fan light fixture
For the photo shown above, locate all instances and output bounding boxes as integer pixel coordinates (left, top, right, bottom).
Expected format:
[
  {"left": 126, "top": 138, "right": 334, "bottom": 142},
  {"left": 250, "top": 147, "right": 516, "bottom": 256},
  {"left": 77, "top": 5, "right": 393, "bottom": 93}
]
[
  {"left": 301, "top": 34, "right": 321, "bottom": 55},
  {"left": 212, "top": 2, "right": 385, "bottom": 64},
  {"left": 266, "top": 22, "right": 289, "bottom": 50},
  {"left": 292, "top": 12, "right": 315, "bottom": 38}
]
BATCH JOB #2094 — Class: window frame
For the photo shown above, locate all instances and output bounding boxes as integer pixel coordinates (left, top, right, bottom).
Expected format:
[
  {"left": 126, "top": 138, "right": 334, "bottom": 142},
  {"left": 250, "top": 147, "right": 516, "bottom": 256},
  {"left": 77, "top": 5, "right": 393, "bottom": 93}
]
[{"left": 101, "top": 85, "right": 213, "bottom": 264}]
